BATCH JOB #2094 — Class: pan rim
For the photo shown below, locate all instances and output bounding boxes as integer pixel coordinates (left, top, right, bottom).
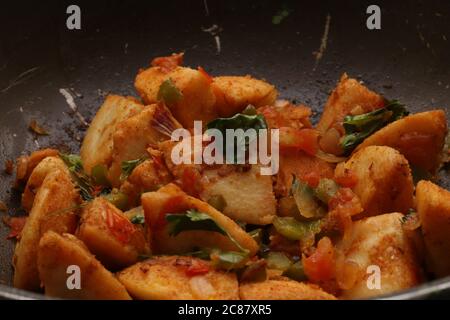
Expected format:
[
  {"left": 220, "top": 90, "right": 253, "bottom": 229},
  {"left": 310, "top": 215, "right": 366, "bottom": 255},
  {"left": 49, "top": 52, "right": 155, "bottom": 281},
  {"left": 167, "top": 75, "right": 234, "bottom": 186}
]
[{"left": 1, "top": 276, "right": 450, "bottom": 300}]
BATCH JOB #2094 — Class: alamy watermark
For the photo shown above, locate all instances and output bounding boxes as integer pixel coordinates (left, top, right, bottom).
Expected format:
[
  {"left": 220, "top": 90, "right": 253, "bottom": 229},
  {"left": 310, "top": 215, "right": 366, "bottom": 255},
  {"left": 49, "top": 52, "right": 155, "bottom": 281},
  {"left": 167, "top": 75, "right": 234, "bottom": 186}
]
[
  {"left": 66, "top": 264, "right": 81, "bottom": 290},
  {"left": 66, "top": 5, "right": 81, "bottom": 30}
]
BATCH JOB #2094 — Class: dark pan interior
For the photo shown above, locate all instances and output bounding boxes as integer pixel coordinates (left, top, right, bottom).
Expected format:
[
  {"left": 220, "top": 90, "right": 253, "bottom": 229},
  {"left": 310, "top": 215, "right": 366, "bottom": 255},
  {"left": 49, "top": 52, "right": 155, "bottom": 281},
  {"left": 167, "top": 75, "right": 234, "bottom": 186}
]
[{"left": 0, "top": 0, "right": 449, "bottom": 299}]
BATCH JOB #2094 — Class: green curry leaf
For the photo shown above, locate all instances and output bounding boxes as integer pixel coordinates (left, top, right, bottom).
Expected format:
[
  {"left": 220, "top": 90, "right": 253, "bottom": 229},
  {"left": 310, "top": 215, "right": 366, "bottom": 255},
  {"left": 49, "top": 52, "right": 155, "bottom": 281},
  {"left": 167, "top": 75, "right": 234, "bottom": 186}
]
[{"left": 340, "top": 100, "right": 409, "bottom": 155}]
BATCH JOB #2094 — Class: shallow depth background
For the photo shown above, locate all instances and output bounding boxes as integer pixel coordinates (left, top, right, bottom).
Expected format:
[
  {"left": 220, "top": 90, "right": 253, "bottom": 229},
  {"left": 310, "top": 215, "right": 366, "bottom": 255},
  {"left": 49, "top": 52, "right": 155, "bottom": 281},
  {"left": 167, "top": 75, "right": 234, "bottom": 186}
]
[{"left": 0, "top": 0, "right": 449, "bottom": 291}]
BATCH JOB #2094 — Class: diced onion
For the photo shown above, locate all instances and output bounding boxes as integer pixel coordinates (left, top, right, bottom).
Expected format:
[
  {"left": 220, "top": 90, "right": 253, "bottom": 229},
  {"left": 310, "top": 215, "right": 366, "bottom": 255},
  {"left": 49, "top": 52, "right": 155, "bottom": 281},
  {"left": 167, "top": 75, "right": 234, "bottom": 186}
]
[{"left": 189, "top": 276, "right": 216, "bottom": 299}]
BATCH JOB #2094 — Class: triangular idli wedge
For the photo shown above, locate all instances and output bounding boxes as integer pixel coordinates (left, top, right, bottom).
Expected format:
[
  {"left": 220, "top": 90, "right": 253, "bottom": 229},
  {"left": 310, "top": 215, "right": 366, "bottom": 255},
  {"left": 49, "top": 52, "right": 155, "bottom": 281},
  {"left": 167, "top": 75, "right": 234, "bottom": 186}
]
[
  {"left": 13, "top": 168, "right": 79, "bottom": 291},
  {"left": 211, "top": 76, "right": 277, "bottom": 118},
  {"left": 38, "top": 231, "right": 131, "bottom": 300},
  {"left": 159, "top": 139, "right": 277, "bottom": 225},
  {"left": 80, "top": 95, "right": 144, "bottom": 175},
  {"left": 316, "top": 74, "right": 385, "bottom": 155},
  {"left": 135, "top": 64, "right": 218, "bottom": 128},
  {"left": 21, "top": 156, "right": 69, "bottom": 212},
  {"left": 141, "top": 183, "right": 258, "bottom": 256},
  {"left": 117, "top": 255, "right": 238, "bottom": 300},
  {"left": 416, "top": 180, "right": 450, "bottom": 277},
  {"left": 354, "top": 110, "right": 447, "bottom": 174},
  {"left": 335, "top": 146, "right": 414, "bottom": 218},
  {"left": 108, "top": 103, "right": 181, "bottom": 187},
  {"left": 76, "top": 197, "right": 150, "bottom": 270},
  {"left": 336, "top": 213, "right": 423, "bottom": 299}
]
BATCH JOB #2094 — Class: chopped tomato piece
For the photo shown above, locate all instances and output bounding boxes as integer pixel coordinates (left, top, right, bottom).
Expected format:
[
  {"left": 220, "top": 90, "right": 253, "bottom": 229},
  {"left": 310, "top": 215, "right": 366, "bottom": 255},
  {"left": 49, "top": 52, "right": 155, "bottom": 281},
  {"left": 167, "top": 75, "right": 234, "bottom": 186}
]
[
  {"left": 335, "top": 169, "right": 358, "bottom": 188},
  {"left": 181, "top": 167, "right": 202, "bottom": 197},
  {"left": 197, "top": 66, "right": 213, "bottom": 84},
  {"left": 279, "top": 127, "right": 319, "bottom": 156},
  {"left": 328, "top": 188, "right": 358, "bottom": 211},
  {"left": 185, "top": 260, "right": 210, "bottom": 277},
  {"left": 151, "top": 53, "right": 184, "bottom": 73},
  {"left": 301, "top": 171, "right": 321, "bottom": 188},
  {"left": 104, "top": 205, "right": 135, "bottom": 244},
  {"left": 303, "top": 237, "right": 335, "bottom": 283},
  {"left": 326, "top": 188, "right": 362, "bottom": 239},
  {"left": 174, "top": 257, "right": 210, "bottom": 277}
]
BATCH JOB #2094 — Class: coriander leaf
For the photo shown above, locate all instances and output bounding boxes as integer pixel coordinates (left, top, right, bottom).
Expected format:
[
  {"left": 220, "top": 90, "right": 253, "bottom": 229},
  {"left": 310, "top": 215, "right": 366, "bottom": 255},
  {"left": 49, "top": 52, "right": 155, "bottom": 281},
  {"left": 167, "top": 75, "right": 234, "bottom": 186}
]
[
  {"left": 166, "top": 209, "right": 227, "bottom": 237},
  {"left": 166, "top": 209, "right": 249, "bottom": 253},
  {"left": 340, "top": 100, "right": 409, "bottom": 155},
  {"left": 157, "top": 78, "right": 183, "bottom": 105},
  {"left": 59, "top": 153, "right": 94, "bottom": 201},
  {"left": 120, "top": 157, "right": 146, "bottom": 182},
  {"left": 130, "top": 214, "right": 145, "bottom": 225},
  {"left": 59, "top": 153, "right": 83, "bottom": 172},
  {"left": 207, "top": 112, "right": 267, "bottom": 134},
  {"left": 206, "top": 111, "right": 267, "bottom": 163},
  {"left": 388, "top": 100, "right": 410, "bottom": 121}
]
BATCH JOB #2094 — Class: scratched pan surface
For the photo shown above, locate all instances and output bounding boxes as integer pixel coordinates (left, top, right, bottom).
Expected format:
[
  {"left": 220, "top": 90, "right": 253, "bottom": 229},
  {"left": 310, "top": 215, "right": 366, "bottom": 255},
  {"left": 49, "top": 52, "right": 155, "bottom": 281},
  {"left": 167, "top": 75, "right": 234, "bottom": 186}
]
[{"left": 0, "top": 0, "right": 449, "bottom": 299}]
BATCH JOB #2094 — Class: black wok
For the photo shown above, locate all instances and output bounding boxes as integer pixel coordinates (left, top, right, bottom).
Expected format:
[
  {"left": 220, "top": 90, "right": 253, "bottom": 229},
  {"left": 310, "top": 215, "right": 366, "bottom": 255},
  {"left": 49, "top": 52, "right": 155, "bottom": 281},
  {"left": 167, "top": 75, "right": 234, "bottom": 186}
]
[{"left": 0, "top": 0, "right": 449, "bottom": 299}]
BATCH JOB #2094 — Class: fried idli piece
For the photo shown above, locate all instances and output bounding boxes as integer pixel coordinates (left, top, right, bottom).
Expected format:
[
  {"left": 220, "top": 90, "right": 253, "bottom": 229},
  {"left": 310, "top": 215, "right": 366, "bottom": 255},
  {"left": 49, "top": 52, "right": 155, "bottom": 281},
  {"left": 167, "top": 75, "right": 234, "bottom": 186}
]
[
  {"left": 37, "top": 231, "right": 131, "bottom": 300},
  {"left": 416, "top": 180, "right": 450, "bottom": 277},
  {"left": 15, "top": 148, "right": 59, "bottom": 186},
  {"left": 141, "top": 184, "right": 258, "bottom": 256},
  {"left": 108, "top": 104, "right": 181, "bottom": 187},
  {"left": 317, "top": 74, "right": 385, "bottom": 155},
  {"left": 211, "top": 76, "right": 277, "bottom": 117},
  {"left": 13, "top": 169, "right": 79, "bottom": 291},
  {"left": 354, "top": 110, "right": 447, "bottom": 174},
  {"left": 135, "top": 66, "right": 217, "bottom": 128},
  {"left": 239, "top": 279, "right": 336, "bottom": 300},
  {"left": 337, "top": 213, "right": 422, "bottom": 299},
  {"left": 80, "top": 95, "right": 144, "bottom": 174},
  {"left": 21, "top": 156, "right": 69, "bottom": 212},
  {"left": 335, "top": 146, "right": 414, "bottom": 218},
  {"left": 117, "top": 255, "right": 238, "bottom": 300},
  {"left": 76, "top": 197, "right": 150, "bottom": 269}
]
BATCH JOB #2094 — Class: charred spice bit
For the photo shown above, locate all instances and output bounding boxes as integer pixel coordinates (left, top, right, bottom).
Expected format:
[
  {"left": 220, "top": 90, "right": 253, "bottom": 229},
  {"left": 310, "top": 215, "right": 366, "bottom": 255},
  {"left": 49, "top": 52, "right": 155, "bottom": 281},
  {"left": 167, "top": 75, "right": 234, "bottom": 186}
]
[
  {"left": 0, "top": 200, "right": 7, "bottom": 212},
  {"left": 29, "top": 119, "right": 49, "bottom": 136}
]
